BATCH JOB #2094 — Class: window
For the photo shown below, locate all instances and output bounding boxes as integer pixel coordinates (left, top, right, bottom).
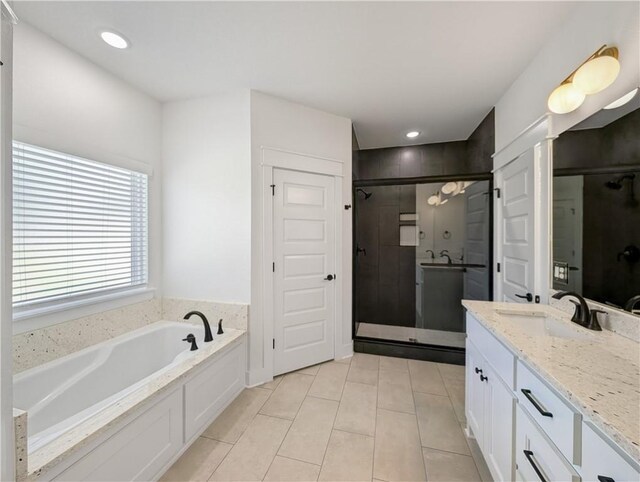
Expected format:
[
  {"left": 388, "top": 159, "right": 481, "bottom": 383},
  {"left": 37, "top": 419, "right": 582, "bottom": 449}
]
[{"left": 12, "top": 142, "right": 148, "bottom": 314}]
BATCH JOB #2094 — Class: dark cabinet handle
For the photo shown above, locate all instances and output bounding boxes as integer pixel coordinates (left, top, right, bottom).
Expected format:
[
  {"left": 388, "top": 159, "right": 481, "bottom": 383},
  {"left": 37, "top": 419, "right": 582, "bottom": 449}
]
[
  {"left": 474, "top": 367, "right": 482, "bottom": 374},
  {"left": 524, "top": 450, "right": 548, "bottom": 482},
  {"left": 324, "top": 274, "right": 335, "bottom": 281},
  {"left": 480, "top": 374, "right": 488, "bottom": 382},
  {"left": 597, "top": 476, "right": 615, "bottom": 482},
  {"left": 515, "top": 292, "right": 534, "bottom": 302},
  {"left": 521, "top": 389, "right": 553, "bottom": 418}
]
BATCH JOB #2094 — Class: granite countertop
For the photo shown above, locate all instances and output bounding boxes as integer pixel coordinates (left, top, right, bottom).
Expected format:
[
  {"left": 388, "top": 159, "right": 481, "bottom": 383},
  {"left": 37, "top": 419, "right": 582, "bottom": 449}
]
[
  {"left": 27, "top": 326, "right": 246, "bottom": 479},
  {"left": 462, "top": 300, "right": 640, "bottom": 464}
]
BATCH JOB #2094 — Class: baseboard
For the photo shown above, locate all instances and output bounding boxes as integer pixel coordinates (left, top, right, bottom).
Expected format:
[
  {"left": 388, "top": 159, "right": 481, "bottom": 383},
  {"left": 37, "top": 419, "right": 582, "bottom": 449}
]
[{"left": 354, "top": 337, "right": 465, "bottom": 365}]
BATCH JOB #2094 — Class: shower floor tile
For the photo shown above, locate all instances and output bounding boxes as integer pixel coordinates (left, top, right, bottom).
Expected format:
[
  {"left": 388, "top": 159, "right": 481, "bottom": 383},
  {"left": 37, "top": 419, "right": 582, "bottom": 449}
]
[{"left": 161, "top": 355, "right": 492, "bottom": 482}]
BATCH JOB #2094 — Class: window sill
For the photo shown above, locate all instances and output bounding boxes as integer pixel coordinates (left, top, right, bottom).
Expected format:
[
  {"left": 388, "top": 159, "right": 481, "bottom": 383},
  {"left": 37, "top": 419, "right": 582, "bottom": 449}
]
[{"left": 12, "top": 287, "right": 157, "bottom": 335}]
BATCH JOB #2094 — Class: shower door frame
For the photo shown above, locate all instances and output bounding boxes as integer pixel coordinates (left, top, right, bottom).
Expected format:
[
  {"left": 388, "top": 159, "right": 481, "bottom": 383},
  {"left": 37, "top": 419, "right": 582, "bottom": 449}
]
[{"left": 352, "top": 173, "right": 493, "bottom": 364}]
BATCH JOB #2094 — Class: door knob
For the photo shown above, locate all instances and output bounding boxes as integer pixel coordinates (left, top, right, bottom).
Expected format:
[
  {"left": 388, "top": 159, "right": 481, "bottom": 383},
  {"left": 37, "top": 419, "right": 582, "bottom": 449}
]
[
  {"left": 324, "top": 274, "right": 335, "bottom": 281},
  {"left": 515, "top": 292, "right": 533, "bottom": 302}
]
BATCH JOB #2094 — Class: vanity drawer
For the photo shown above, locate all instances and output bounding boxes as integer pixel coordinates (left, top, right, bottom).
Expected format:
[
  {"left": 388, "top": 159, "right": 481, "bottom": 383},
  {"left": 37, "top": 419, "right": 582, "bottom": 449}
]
[
  {"left": 467, "top": 313, "right": 515, "bottom": 388},
  {"left": 580, "top": 423, "right": 640, "bottom": 482},
  {"left": 516, "top": 360, "right": 581, "bottom": 464},
  {"left": 515, "top": 405, "right": 580, "bottom": 482}
]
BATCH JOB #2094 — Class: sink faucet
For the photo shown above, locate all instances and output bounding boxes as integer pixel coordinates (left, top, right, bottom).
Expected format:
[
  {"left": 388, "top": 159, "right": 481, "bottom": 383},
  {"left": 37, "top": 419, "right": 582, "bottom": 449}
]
[
  {"left": 184, "top": 311, "right": 214, "bottom": 342},
  {"left": 425, "top": 250, "right": 435, "bottom": 260},
  {"left": 551, "top": 291, "right": 591, "bottom": 327},
  {"left": 439, "top": 250, "right": 452, "bottom": 264},
  {"left": 624, "top": 295, "right": 640, "bottom": 312}
]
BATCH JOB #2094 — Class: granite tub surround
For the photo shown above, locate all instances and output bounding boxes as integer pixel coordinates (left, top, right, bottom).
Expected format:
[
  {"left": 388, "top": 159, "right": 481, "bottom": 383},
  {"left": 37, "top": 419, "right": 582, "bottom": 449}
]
[
  {"left": 14, "top": 408, "right": 27, "bottom": 481},
  {"left": 550, "top": 291, "right": 640, "bottom": 342},
  {"left": 162, "top": 297, "right": 249, "bottom": 331},
  {"left": 26, "top": 325, "right": 246, "bottom": 479},
  {"left": 462, "top": 300, "right": 640, "bottom": 463},
  {"left": 13, "top": 298, "right": 162, "bottom": 373}
]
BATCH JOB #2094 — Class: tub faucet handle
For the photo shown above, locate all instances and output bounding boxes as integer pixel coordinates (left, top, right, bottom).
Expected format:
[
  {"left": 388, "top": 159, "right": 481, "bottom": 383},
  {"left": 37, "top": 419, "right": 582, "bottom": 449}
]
[
  {"left": 182, "top": 333, "right": 198, "bottom": 351},
  {"left": 217, "top": 319, "right": 224, "bottom": 335}
]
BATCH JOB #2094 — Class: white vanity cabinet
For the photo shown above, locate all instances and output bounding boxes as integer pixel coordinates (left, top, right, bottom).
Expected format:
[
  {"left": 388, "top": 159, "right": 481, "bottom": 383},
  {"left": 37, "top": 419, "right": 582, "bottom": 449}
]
[
  {"left": 465, "top": 318, "right": 516, "bottom": 482},
  {"left": 466, "top": 311, "right": 640, "bottom": 482}
]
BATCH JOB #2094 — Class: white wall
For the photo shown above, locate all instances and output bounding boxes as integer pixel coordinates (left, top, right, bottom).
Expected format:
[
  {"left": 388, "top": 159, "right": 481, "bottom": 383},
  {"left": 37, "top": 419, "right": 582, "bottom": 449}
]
[
  {"left": 12, "top": 23, "right": 163, "bottom": 328},
  {"left": 495, "top": 2, "right": 640, "bottom": 152},
  {"left": 161, "top": 91, "right": 251, "bottom": 303},
  {"left": 249, "top": 91, "right": 352, "bottom": 385}
]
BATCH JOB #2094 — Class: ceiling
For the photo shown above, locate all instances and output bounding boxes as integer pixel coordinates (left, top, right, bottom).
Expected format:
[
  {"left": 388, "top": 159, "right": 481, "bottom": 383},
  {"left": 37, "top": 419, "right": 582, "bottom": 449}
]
[{"left": 15, "top": 1, "right": 577, "bottom": 149}]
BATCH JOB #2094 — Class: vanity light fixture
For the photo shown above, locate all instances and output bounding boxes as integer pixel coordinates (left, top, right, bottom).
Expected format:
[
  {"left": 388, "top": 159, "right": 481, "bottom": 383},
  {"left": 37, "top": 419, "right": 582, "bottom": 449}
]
[
  {"left": 548, "top": 45, "right": 620, "bottom": 114},
  {"left": 604, "top": 88, "right": 638, "bottom": 109},
  {"left": 441, "top": 182, "right": 458, "bottom": 195},
  {"left": 100, "top": 30, "right": 129, "bottom": 49},
  {"left": 427, "top": 192, "right": 440, "bottom": 206},
  {"left": 406, "top": 131, "right": 420, "bottom": 139}
]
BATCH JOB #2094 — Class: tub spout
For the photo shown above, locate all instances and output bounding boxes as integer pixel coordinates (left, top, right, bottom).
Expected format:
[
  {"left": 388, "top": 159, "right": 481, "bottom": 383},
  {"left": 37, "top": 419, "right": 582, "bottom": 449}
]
[{"left": 184, "top": 311, "right": 214, "bottom": 342}]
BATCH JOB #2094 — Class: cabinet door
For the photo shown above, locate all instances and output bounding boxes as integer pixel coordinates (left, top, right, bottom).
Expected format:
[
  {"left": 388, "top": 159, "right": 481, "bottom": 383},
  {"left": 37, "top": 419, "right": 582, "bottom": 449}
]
[
  {"left": 465, "top": 340, "right": 485, "bottom": 447},
  {"left": 581, "top": 423, "right": 640, "bottom": 482},
  {"left": 482, "top": 362, "right": 515, "bottom": 482}
]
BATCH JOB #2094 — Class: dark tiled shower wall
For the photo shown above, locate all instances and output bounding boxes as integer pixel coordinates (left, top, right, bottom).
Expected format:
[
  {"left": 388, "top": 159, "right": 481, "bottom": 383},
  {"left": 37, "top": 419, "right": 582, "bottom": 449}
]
[
  {"left": 554, "top": 107, "right": 640, "bottom": 171},
  {"left": 356, "top": 185, "right": 417, "bottom": 327},
  {"left": 353, "top": 108, "right": 494, "bottom": 180}
]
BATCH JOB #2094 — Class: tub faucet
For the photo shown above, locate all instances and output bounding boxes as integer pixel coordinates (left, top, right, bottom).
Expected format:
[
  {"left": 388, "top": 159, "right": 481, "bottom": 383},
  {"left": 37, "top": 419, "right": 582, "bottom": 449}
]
[
  {"left": 184, "top": 311, "right": 214, "bottom": 342},
  {"left": 624, "top": 295, "right": 640, "bottom": 312},
  {"left": 551, "top": 291, "right": 591, "bottom": 327}
]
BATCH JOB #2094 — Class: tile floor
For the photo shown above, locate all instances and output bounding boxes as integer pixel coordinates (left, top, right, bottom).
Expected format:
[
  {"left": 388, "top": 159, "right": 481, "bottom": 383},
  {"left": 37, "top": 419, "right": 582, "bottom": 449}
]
[{"left": 160, "top": 354, "right": 493, "bottom": 482}]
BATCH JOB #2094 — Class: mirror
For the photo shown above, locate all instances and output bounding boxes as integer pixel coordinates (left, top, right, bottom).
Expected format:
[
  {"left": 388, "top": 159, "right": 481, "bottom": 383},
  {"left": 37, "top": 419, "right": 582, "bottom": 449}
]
[{"left": 552, "top": 88, "right": 640, "bottom": 316}]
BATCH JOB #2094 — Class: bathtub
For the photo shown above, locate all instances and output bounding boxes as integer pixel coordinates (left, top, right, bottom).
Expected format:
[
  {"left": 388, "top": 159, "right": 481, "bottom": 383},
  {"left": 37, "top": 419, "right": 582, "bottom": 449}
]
[{"left": 13, "top": 321, "right": 246, "bottom": 481}]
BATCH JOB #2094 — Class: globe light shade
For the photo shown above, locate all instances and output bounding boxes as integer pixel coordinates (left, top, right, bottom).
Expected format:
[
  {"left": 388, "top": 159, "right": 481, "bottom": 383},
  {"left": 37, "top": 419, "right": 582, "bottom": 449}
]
[
  {"left": 573, "top": 54, "right": 620, "bottom": 95},
  {"left": 427, "top": 195, "right": 439, "bottom": 206},
  {"left": 548, "top": 82, "right": 586, "bottom": 114},
  {"left": 441, "top": 182, "right": 458, "bottom": 194},
  {"left": 604, "top": 88, "right": 638, "bottom": 110}
]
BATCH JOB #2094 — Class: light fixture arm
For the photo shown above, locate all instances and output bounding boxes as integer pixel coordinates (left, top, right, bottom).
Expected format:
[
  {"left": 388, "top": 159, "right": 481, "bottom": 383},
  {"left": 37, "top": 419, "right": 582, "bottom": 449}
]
[{"left": 561, "top": 45, "right": 618, "bottom": 84}]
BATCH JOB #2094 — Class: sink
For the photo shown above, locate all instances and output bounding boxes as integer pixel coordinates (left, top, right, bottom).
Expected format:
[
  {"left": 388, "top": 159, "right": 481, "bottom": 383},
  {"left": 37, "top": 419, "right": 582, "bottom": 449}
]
[{"left": 494, "top": 309, "right": 594, "bottom": 340}]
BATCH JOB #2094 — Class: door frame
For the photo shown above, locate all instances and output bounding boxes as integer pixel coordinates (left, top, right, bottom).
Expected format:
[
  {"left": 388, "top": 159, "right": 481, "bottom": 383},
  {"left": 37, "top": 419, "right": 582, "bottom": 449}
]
[
  {"left": 261, "top": 147, "right": 344, "bottom": 380},
  {"left": 493, "top": 115, "right": 554, "bottom": 303}
]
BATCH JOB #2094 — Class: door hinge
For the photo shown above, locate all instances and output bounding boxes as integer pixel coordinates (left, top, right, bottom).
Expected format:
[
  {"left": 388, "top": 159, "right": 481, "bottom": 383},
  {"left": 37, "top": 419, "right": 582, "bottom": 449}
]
[
  {"left": 494, "top": 188, "right": 501, "bottom": 198},
  {"left": 270, "top": 184, "right": 275, "bottom": 196},
  {"left": 497, "top": 262, "right": 501, "bottom": 273},
  {"left": 273, "top": 338, "right": 275, "bottom": 349},
  {"left": 272, "top": 262, "right": 275, "bottom": 272}
]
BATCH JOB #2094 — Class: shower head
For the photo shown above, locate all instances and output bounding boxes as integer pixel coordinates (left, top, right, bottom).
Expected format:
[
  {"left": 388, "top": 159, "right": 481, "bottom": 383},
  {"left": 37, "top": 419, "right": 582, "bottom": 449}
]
[
  {"left": 356, "top": 188, "right": 373, "bottom": 199},
  {"left": 605, "top": 173, "right": 635, "bottom": 190}
]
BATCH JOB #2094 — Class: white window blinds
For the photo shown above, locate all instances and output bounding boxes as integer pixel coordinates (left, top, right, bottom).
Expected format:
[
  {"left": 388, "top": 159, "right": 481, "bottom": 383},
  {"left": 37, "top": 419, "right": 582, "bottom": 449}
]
[{"left": 12, "top": 142, "right": 148, "bottom": 309}]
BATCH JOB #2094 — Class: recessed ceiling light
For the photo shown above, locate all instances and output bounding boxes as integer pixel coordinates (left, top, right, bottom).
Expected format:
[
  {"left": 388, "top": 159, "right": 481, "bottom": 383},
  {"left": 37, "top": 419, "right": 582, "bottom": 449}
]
[
  {"left": 100, "top": 31, "right": 129, "bottom": 49},
  {"left": 604, "top": 88, "right": 638, "bottom": 109},
  {"left": 406, "top": 131, "right": 420, "bottom": 138}
]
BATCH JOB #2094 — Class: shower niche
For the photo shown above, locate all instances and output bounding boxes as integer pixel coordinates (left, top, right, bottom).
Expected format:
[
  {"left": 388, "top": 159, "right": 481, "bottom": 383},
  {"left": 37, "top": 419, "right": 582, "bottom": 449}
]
[{"left": 353, "top": 179, "right": 492, "bottom": 350}]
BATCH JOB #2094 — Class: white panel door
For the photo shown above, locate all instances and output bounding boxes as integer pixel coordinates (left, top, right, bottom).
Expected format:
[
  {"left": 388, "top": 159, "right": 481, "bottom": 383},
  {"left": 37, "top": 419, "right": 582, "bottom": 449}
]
[
  {"left": 273, "top": 169, "right": 335, "bottom": 375},
  {"left": 496, "top": 150, "right": 535, "bottom": 303}
]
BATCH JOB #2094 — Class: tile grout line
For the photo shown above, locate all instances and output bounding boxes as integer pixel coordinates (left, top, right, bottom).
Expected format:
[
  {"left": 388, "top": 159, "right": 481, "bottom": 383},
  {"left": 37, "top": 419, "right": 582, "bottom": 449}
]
[
  {"left": 262, "top": 371, "right": 318, "bottom": 480},
  {"left": 206, "top": 385, "right": 278, "bottom": 481}
]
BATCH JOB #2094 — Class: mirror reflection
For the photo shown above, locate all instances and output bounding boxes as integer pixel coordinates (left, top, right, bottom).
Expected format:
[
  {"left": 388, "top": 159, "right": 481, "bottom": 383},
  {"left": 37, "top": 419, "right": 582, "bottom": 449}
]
[{"left": 552, "top": 90, "right": 640, "bottom": 315}]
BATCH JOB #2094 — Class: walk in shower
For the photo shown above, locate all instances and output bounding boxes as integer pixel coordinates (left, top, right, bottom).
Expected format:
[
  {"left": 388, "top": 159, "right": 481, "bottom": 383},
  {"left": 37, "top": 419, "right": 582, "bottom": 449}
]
[{"left": 353, "top": 178, "right": 492, "bottom": 360}]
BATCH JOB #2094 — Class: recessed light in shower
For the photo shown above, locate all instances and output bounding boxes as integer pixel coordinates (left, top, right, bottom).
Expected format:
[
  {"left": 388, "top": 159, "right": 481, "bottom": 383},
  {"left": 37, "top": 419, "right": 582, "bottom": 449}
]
[
  {"left": 406, "top": 131, "right": 420, "bottom": 139},
  {"left": 100, "top": 31, "right": 129, "bottom": 49}
]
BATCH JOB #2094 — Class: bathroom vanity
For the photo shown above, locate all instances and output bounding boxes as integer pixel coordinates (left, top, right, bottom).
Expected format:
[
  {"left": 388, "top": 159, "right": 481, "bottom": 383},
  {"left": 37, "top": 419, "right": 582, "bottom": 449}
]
[{"left": 463, "top": 301, "right": 640, "bottom": 482}]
